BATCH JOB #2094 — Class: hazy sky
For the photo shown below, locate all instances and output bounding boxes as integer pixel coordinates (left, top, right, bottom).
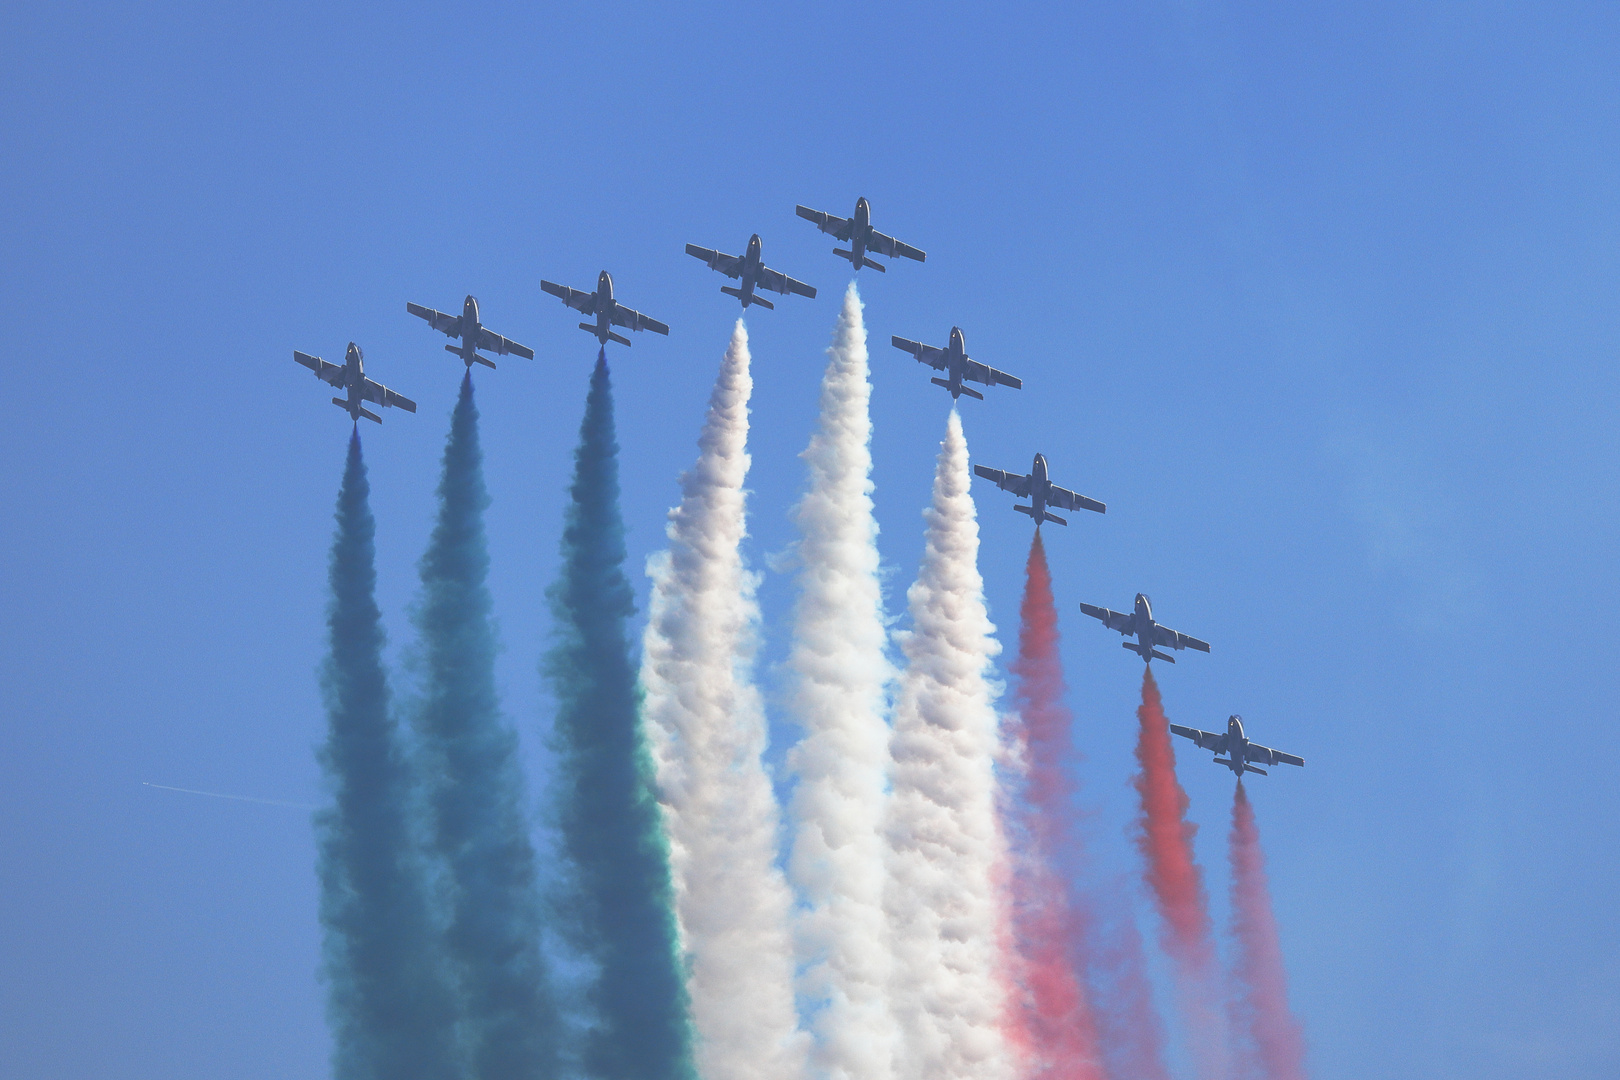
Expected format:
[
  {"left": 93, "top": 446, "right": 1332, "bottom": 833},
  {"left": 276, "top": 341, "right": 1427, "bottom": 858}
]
[{"left": 1, "top": 4, "right": 1616, "bottom": 1079}]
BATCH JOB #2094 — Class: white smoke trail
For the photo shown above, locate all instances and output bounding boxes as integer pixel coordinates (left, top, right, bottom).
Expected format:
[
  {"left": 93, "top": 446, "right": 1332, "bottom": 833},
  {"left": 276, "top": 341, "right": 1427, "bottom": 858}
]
[
  {"left": 643, "top": 321, "right": 808, "bottom": 1080},
  {"left": 786, "top": 284, "right": 900, "bottom": 1080},
  {"left": 884, "top": 410, "right": 1013, "bottom": 1080}
]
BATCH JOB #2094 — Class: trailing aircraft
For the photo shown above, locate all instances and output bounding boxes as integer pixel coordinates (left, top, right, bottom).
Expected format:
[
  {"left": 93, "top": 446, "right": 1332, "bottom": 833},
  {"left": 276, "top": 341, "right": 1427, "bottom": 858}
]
[
  {"left": 1079, "top": 593, "right": 1210, "bottom": 663},
  {"left": 293, "top": 343, "right": 416, "bottom": 424},
  {"left": 973, "top": 453, "right": 1104, "bottom": 526},
  {"left": 1171, "top": 716, "right": 1303, "bottom": 777},
  {"left": 541, "top": 271, "right": 669, "bottom": 347},
  {"left": 406, "top": 295, "right": 534, "bottom": 369},
  {"left": 685, "top": 234, "right": 816, "bottom": 310},
  {"left": 795, "top": 196, "right": 925, "bottom": 272},
  {"left": 892, "top": 327, "right": 1020, "bottom": 401}
]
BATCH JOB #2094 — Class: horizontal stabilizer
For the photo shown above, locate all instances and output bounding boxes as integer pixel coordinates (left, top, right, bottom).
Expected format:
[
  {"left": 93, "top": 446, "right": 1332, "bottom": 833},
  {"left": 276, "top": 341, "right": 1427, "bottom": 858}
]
[
  {"left": 1152, "top": 649, "right": 1176, "bottom": 663},
  {"left": 930, "top": 376, "right": 981, "bottom": 398},
  {"left": 579, "top": 321, "right": 600, "bottom": 335},
  {"left": 1244, "top": 763, "right": 1269, "bottom": 775},
  {"left": 1013, "top": 504, "right": 1035, "bottom": 517},
  {"left": 833, "top": 248, "right": 855, "bottom": 262},
  {"left": 861, "top": 257, "right": 886, "bottom": 272},
  {"left": 607, "top": 331, "right": 631, "bottom": 347},
  {"left": 1043, "top": 512, "right": 1068, "bottom": 526},
  {"left": 474, "top": 354, "right": 496, "bottom": 369},
  {"left": 360, "top": 406, "right": 382, "bottom": 424},
  {"left": 331, "top": 397, "right": 349, "bottom": 411}
]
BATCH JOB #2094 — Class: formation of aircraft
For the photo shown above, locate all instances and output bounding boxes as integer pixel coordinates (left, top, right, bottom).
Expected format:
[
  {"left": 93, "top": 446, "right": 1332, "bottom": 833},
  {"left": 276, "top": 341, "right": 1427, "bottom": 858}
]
[
  {"left": 407, "top": 295, "right": 535, "bottom": 369},
  {"left": 796, "top": 197, "right": 926, "bottom": 273},
  {"left": 685, "top": 234, "right": 817, "bottom": 310},
  {"left": 1079, "top": 593, "right": 1210, "bottom": 664},
  {"left": 291, "top": 197, "right": 1304, "bottom": 780},
  {"left": 293, "top": 343, "right": 416, "bottom": 423},
  {"left": 541, "top": 271, "right": 669, "bottom": 347},
  {"left": 1171, "top": 716, "right": 1304, "bottom": 777},
  {"left": 973, "top": 453, "right": 1105, "bottom": 526},
  {"left": 892, "top": 327, "right": 1021, "bottom": 401}
]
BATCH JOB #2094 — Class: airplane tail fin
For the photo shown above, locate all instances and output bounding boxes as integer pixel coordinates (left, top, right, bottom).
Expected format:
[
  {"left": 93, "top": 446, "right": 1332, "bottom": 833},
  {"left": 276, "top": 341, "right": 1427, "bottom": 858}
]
[
  {"left": 720, "top": 285, "right": 775, "bottom": 309},
  {"left": 1243, "top": 763, "right": 1269, "bottom": 776},
  {"left": 960, "top": 384, "right": 985, "bottom": 400},
  {"left": 578, "top": 321, "right": 599, "bottom": 335},
  {"left": 1013, "top": 504, "right": 1035, "bottom": 518},
  {"left": 331, "top": 396, "right": 350, "bottom": 413},
  {"left": 862, "top": 257, "right": 887, "bottom": 272},
  {"left": 359, "top": 406, "right": 382, "bottom": 424},
  {"left": 1042, "top": 511, "right": 1068, "bottom": 525},
  {"left": 607, "top": 331, "right": 632, "bottom": 347},
  {"left": 929, "top": 377, "right": 982, "bottom": 400},
  {"left": 833, "top": 248, "right": 857, "bottom": 264},
  {"left": 474, "top": 354, "right": 496, "bottom": 369}
]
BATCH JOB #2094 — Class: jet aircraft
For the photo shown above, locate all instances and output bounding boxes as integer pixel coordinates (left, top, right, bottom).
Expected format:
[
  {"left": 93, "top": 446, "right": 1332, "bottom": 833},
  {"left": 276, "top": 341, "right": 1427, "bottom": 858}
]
[
  {"left": 892, "top": 327, "right": 1021, "bottom": 401},
  {"left": 1171, "top": 716, "right": 1303, "bottom": 777},
  {"left": 406, "top": 295, "right": 534, "bottom": 369},
  {"left": 294, "top": 343, "right": 416, "bottom": 424},
  {"left": 1079, "top": 594, "right": 1210, "bottom": 663},
  {"left": 685, "top": 234, "right": 816, "bottom": 310},
  {"left": 795, "top": 197, "right": 926, "bottom": 273},
  {"left": 541, "top": 271, "right": 670, "bottom": 347},
  {"left": 973, "top": 453, "right": 1105, "bottom": 526}
]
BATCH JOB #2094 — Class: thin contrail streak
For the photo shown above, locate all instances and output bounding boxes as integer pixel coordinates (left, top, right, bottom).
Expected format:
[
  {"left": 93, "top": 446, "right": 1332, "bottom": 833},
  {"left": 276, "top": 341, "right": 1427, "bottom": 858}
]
[{"left": 141, "top": 782, "right": 315, "bottom": 810}]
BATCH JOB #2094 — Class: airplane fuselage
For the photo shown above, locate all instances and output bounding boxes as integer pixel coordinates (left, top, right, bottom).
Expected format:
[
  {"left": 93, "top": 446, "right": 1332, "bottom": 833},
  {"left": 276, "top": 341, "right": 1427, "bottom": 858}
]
[
  {"left": 1216, "top": 716, "right": 1250, "bottom": 777},
  {"left": 845, "top": 197, "right": 872, "bottom": 268},
  {"left": 451, "top": 295, "right": 482, "bottom": 366},
  {"left": 590, "top": 270, "right": 616, "bottom": 343},
  {"left": 1029, "top": 452, "right": 1052, "bottom": 522},
  {"left": 942, "top": 326, "right": 969, "bottom": 396},
  {"left": 1127, "top": 594, "right": 1159, "bottom": 661},
  {"left": 737, "top": 235, "right": 763, "bottom": 305},
  {"left": 339, "top": 344, "right": 366, "bottom": 418}
]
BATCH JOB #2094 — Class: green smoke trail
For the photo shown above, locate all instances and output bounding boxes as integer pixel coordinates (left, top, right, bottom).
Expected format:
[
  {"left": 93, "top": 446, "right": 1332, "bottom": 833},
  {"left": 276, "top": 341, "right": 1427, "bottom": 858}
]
[
  {"left": 546, "top": 350, "right": 694, "bottom": 1080},
  {"left": 316, "top": 429, "right": 461, "bottom": 1080},
  {"left": 415, "top": 374, "right": 556, "bottom": 1079}
]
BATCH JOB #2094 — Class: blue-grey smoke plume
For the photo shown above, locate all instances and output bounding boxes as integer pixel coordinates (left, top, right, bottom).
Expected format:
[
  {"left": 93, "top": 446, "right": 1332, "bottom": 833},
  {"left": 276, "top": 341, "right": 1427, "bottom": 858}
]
[
  {"left": 546, "top": 350, "right": 695, "bottom": 1080},
  {"left": 316, "top": 429, "right": 461, "bottom": 1080},
  {"left": 415, "top": 374, "right": 555, "bottom": 1080}
]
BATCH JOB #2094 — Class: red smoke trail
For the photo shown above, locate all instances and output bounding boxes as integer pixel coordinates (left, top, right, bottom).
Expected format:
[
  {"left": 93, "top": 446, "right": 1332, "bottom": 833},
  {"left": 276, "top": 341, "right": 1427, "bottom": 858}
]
[
  {"left": 1228, "top": 783, "right": 1308, "bottom": 1080},
  {"left": 1005, "top": 535, "right": 1163, "bottom": 1080},
  {"left": 1133, "top": 667, "right": 1226, "bottom": 1078}
]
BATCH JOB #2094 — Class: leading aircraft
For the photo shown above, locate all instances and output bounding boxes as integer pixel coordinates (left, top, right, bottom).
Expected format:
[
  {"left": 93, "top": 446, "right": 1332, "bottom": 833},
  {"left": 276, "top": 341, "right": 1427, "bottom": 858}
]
[
  {"left": 1171, "top": 716, "right": 1304, "bottom": 777},
  {"left": 685, "top": 234, "right": 816, "bottom": 310},
  {"left": 892, "top": 327, "right": 1021, "bottom": 401},
  {"left": 406, "top": 295, "right": 535, "bottom": 369},
  {"left": 973, "top": 453, "right": 1104, "bottom": 526},
  {"left": 795, "top": 196, "right": 926, "bottom": 273},
  {"left": 541, "top": 271, "right": 669, "bottom": 348},
  {"left": 294, "top": 343, "right": 416, "bottom": 424},
  {"left": 1079, "top": 593, "right": 1209, "bottom": 663}
]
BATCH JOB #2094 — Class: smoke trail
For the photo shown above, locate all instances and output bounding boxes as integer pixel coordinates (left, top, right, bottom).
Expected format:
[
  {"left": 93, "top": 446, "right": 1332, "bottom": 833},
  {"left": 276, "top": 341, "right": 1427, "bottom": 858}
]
[
  {"left": 414, "top": 374, "right": 555, "bottom": 1080},
  {"left": 547, "top": 350, "right": 694, "bottom": 1080},
  {"left": 1087, "top": 883, "right": 1172, "bottom": 1080},
  {"left": 884, "top": 410, "right": 1012, "bottom": 1080},
  {"left": 1228, "top": 784, "right": 1308, "bottom": 1080},
  {"left": 1133, "top": 668, "right": 1226, "bottom": 1080},
  {"left": 785, "top": 283, "right": 899, "bottom": 1080},
  {"left": 316, "top": 430, "right": 461, "bottom": 1080},
  {"left": 641, "top": 322, "right": 806, "bottom": 1080},
  {"left": 1002, "top": 533, "right": 1106, "bottom": 1080}
]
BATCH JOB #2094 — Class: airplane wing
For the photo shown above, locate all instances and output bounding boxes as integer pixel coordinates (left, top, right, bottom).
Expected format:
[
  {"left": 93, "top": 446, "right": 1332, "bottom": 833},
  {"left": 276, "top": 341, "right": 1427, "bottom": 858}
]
[
  {"left": 358, "top": 377, "right": 417, "bottom": 413},
  {"left": 1244, "top": 742, "right": 1304, "bottom": 768},
  {"left": 686, "top": 244, "right": 745, "bottom": 278},
  {"left": 963, "top": 359, "right": 1022, "bottom": 389},
  {"left": 1078, "top": 602, "right": 1135, "bottom": 634},
  {"left": 608, "top": 303, "right": 671, "bottom": 336},
  {"left": 406, "top": 302, "right": 462, "bottom": 339},
  {"left": 972, "top": 464, "right": 1033, "bottom": 497},
  {"left": 1046, "top": 484, "right": 1107, "bottom": 515},
  {"left": 541, "top": 279, "right": 598, "bottom": 315},
  {"left": 795, "top": 205, "right": 853, "bottom": 240},
  {"left": 892, "top": 336, "right": 948, "bottom": 370},
  {"left": 1151, "top": 624, "right": 1211, "bottom": 652},
  {"left": 755, "top": 264, "right": 817, "bottom": 299},
  {"left": 475, "top": 326, "right": 536, "bottom": 359},
  {"left": 294, "top": 350, "right": 346, "bottom": 389},
  {"left": 865, "top": 229, "right": 927, "bottom": 263},
  {"left": 1170, "top": 724, "right": 1229, "bottom": 755}
]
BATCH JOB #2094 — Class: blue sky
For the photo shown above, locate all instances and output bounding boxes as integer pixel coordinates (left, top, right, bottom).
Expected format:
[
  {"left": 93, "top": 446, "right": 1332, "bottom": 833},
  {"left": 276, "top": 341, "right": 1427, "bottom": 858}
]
[{"left": 1, "top": 3, "right": 1616, "bottom": 1078}]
